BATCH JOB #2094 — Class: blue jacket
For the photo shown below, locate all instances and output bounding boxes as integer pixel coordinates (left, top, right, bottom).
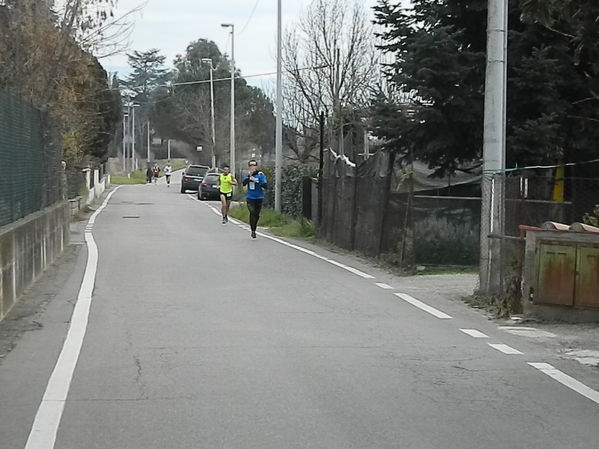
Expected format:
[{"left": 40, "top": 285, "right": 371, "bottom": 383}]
[{"left": 242, "top": 171, "right": 267, "bottom": 200}]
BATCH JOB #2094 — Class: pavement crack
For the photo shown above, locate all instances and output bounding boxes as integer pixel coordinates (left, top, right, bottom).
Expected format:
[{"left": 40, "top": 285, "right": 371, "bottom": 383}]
[{"left": 133, "top": 354, "right": 149, "bottom": 400}]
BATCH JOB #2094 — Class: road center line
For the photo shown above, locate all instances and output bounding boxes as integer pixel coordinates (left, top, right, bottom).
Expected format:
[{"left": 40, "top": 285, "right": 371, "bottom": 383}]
[
  {"left": 488, "top": 343, "right": 523, "bottom": 355},
  {"left": 375, "top": 283, "right": 394, "bottom": 290},
  {"left": 394, "top": 293, "right": 452, "bottom": 319},
  {"left": 460, "top": 329, "right": 489, "bottom": 338},
  {"left": 529, "top": 363, "right": 599, "bottom": 405},
  {"left": 24, "top": 187, "right": 120, "bottom": 449}
]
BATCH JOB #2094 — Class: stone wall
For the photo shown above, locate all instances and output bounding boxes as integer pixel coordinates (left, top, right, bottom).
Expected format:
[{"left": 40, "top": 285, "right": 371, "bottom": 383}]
[{"left": 0, "top": 202, "right": 70, "bottom": 321}]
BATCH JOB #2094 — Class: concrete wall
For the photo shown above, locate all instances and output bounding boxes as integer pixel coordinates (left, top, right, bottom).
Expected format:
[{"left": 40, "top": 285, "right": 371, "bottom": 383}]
[{"left": 0, "top": 202, "right": 70, "bottom": 321}]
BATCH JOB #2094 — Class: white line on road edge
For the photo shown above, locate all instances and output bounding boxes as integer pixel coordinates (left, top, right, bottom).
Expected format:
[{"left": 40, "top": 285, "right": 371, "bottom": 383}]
[
  {"left": 488, "top": 343, "right": 523, "bottom": 355},
  {"left": 375, "top": 283, "right": 394, "bottom": 290},
  {"left": 394, "top": 293, "right": 452, "bottom": 319},
  {"left": 529, "top": 363, "right": 599, "bottom": 405},
  {"left": 198, "top": 201, "right": 376, "bottom": 280},
  {"left": 460, "top": 329, "right": 489, "bottom": 339},
  {"left": 24, "top": 187, "right": 121, "bottom": 449}
]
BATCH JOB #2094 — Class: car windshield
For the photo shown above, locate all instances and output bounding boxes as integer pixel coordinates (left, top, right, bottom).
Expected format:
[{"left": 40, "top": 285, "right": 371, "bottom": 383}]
[{"left": 186, "top": 166, "right": 207, "bottom": 176}]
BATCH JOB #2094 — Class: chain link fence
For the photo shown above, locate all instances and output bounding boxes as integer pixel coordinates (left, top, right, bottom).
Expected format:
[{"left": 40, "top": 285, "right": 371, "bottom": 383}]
[
  {"left": 319, "top": 150, "right": 481, "bottom": 267},
  {"left": 0, "top": 90, "right": 64, "bottom": 228},
  {"left": 481, "top": 169, "right": 599, "bottom": 308}
]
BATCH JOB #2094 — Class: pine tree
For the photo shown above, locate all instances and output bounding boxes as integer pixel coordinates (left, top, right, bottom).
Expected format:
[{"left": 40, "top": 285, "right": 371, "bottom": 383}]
[{"left": 373, "top": 0, "right": 487, "bottom": 176}]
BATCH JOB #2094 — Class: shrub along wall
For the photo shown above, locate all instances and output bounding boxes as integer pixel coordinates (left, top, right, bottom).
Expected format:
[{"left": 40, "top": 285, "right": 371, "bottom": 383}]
[{"left": 261, "top": 165, "right": 317, "bottom": 218}]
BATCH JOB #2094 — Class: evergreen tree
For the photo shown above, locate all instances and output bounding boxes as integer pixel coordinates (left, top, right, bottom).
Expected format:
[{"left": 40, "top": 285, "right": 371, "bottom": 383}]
[
  {"left": 373, "top": 0, "right": 487, "bottom": 176},
  {"left": 373, "top": 0, "right": 599, "bottom": 173},
  {"left": 122, "top": 49, "right": 170, "bottom": 103}
]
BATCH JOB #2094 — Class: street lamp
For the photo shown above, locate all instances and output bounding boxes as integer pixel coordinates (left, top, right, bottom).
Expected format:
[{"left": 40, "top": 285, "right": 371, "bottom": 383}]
[
  {"left": 221, "top": 23, "right": 235, "bottom": 177},
  {"left": 201, "top": 58, "right": 217, "bottom": 168}
]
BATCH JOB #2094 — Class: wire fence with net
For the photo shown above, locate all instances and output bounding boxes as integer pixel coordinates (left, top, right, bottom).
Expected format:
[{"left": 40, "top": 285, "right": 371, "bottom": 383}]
[{"left": 0, "top": 89, "right": 64, "bottom": 228}]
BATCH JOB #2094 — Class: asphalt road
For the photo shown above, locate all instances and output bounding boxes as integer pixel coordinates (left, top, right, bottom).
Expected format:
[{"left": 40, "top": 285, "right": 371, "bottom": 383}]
[{"left": 1, "top": 173, "right": 598, "bottom": 449}]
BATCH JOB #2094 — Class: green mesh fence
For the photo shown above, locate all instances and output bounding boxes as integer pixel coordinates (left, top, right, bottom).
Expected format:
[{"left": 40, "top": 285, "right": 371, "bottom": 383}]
[{"left": 0, "top": 90, "right": 44, "bottom": 228}]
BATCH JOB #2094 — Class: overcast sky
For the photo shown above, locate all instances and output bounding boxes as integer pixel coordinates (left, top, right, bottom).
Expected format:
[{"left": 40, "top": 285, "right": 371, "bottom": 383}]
[{"left": 102, "top": 0, "right": 382, "bottom": 85}]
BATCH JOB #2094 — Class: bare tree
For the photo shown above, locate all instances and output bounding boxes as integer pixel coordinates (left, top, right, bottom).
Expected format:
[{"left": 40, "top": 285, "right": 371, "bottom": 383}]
[
  {"left": 282, "top": 0, "right": 378, "bottom": 163},
  {"left": 53, "top": 0, "right": 139, "bottom": 58}
]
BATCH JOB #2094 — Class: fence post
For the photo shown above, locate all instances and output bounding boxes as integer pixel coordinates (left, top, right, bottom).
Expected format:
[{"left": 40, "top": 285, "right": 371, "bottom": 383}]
[
  {"left": 318, "top": 111, "right": 325, "bottom": 227},
  {"left": 378, "top": 151, "right": 395, "bottom": 255},
  {"left": 302, "top": 176, "right": 312, "bottom": 220}
]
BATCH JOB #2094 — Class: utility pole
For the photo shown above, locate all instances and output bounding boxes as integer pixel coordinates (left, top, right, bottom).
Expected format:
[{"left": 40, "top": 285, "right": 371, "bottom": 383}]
[
  {"left": 122, "top": 112, "right": 128, "bottom": 173},
  {"left": 202, "top": 58, "right": 217, "bottom": 168},
  {"left": 275, "top": 0, "right": 283, "bottom": 213},
  {"left": 221, "top": 24, "right": 235, "bottom": 178},
  {"left": 147, "top": 119, "right": 151, "bottom": 164},
  {"left": 335, "top": 48, "right": 343, "bottom": 156},
  {"left": 131, "top": 105, "right": 136, "bottom": 173},
  {"left": 167, "top": 139, "right": 171, "bottom": 161},
  {"left": 480, "top": 0, "right": 508, "bottom": 294}
]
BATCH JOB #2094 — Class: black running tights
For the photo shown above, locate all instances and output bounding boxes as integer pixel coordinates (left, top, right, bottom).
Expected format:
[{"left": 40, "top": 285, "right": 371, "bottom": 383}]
[{"left": 247, "top": 198, "right": 263, "bottom": 232}]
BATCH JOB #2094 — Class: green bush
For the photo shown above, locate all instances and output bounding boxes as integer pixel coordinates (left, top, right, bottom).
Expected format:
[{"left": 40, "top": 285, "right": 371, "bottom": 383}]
[
  {"left": 413, "top": 216, "right": 479, "bottom": 265},
  {"left": 245, "top": 165, "right": 317, "bottom": 217}
]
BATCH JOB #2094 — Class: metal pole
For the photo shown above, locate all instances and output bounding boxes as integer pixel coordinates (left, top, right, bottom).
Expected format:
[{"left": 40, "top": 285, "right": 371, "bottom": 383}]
[
  {"left": 275, "top": 0, "right": 283, "bottom": 213},
  {"left": 131, "top": 106, "right": 136, "bottom": 173},
  {"left": 210, "top": 64, "right": 216, "bottom": 168},
  {"left": 230, "top": 26, "right": 236, "bottom": 178},
  {"left": 480, "top": 0, "right": 508, "bottom": 294},
  {"left": 335, "top": 48, "right": 343, "bottom": 156},
  {"left": 167, "top": 139, "right": 171, "bottom": 161},
  {"left": 147, "top": 119, "right": 151, "bottom": 163},
  {"left": 122, "top": 113, "right": 127, "bottom": 173}
]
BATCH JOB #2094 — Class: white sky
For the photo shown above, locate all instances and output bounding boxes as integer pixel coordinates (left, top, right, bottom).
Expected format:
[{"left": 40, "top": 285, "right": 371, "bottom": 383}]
[{"left": 102, "top": 0, "right": 382, "bottom": 85}]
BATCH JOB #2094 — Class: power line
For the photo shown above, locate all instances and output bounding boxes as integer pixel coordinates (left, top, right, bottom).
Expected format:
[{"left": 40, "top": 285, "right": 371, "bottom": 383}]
[
  {"left": 239, "top": 0, "right": 262, "bottom": 36},
  {"left": 168, "top": 64, "right": 328, "bottom": 88}
]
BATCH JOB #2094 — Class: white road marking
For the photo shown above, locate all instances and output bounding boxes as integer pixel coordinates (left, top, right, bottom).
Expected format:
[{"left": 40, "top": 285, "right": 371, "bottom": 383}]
[
  {"left": 488, "top": 343, "right": 523, "bottom": 355},
  {"left": 529, "top": 363, "right": 599, "bottom": 405},
  {"left": 375, "top": 283, "right": 394, "bottom": 290},
  {"left": 394, "top": 293, "right": 452, "bottom": 319},
  {"left": 25, "top": 187, "right": 121, "bottom": 449},
  {"left": 460, "top": 328, "right": 489, "bottom": 339},
  {"left": 196, "top": 201, "right": 376, "bottom": 280},
  {"left": 499, "top": 326, "right": 557, "bottom": 338}
]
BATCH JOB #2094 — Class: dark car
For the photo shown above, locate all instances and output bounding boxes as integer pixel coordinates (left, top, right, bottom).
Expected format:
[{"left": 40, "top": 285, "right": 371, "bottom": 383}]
[
  {"left": 198, "top": 173, "right": 221, "bottom": 200},
  {"left": 180, "top": 165, "right": 209, "bottom": 193}
]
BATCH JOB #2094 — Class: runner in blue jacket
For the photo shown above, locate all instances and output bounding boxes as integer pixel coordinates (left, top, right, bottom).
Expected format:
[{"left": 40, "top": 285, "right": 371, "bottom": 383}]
[{"left": 242, "top": 159, "right": 267, "bottom": 239}]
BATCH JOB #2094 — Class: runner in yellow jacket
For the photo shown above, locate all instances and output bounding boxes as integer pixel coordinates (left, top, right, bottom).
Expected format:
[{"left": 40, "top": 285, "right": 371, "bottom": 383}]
[{"left": 218, "top": 164, "right": 237, "bottom": 224}]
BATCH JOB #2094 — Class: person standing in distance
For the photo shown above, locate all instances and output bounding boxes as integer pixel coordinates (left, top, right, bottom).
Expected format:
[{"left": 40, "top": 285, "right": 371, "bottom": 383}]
[
  {"left": 242, "top": 159, "right": 267, "bottom": 238},
  {"left": 163, "top": 161, "right": 173, "bottom": 187},
  {"left": 218, "top": 164, "right": 237, "bottom": 224}
]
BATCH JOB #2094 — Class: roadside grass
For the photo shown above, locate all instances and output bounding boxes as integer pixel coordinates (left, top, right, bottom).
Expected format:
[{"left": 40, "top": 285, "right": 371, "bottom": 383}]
[
  {"left": 416, "top": 265, "right": 478, "bottom": 275},
  {"left": 228, "top": 205, "right": 314, "bottom": 238},
  {"left": 111, "top": 160, "right": 187, "bottom": 185},
  {"left": 111, "top": 170, "right": 147, "bottom": 185}
]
